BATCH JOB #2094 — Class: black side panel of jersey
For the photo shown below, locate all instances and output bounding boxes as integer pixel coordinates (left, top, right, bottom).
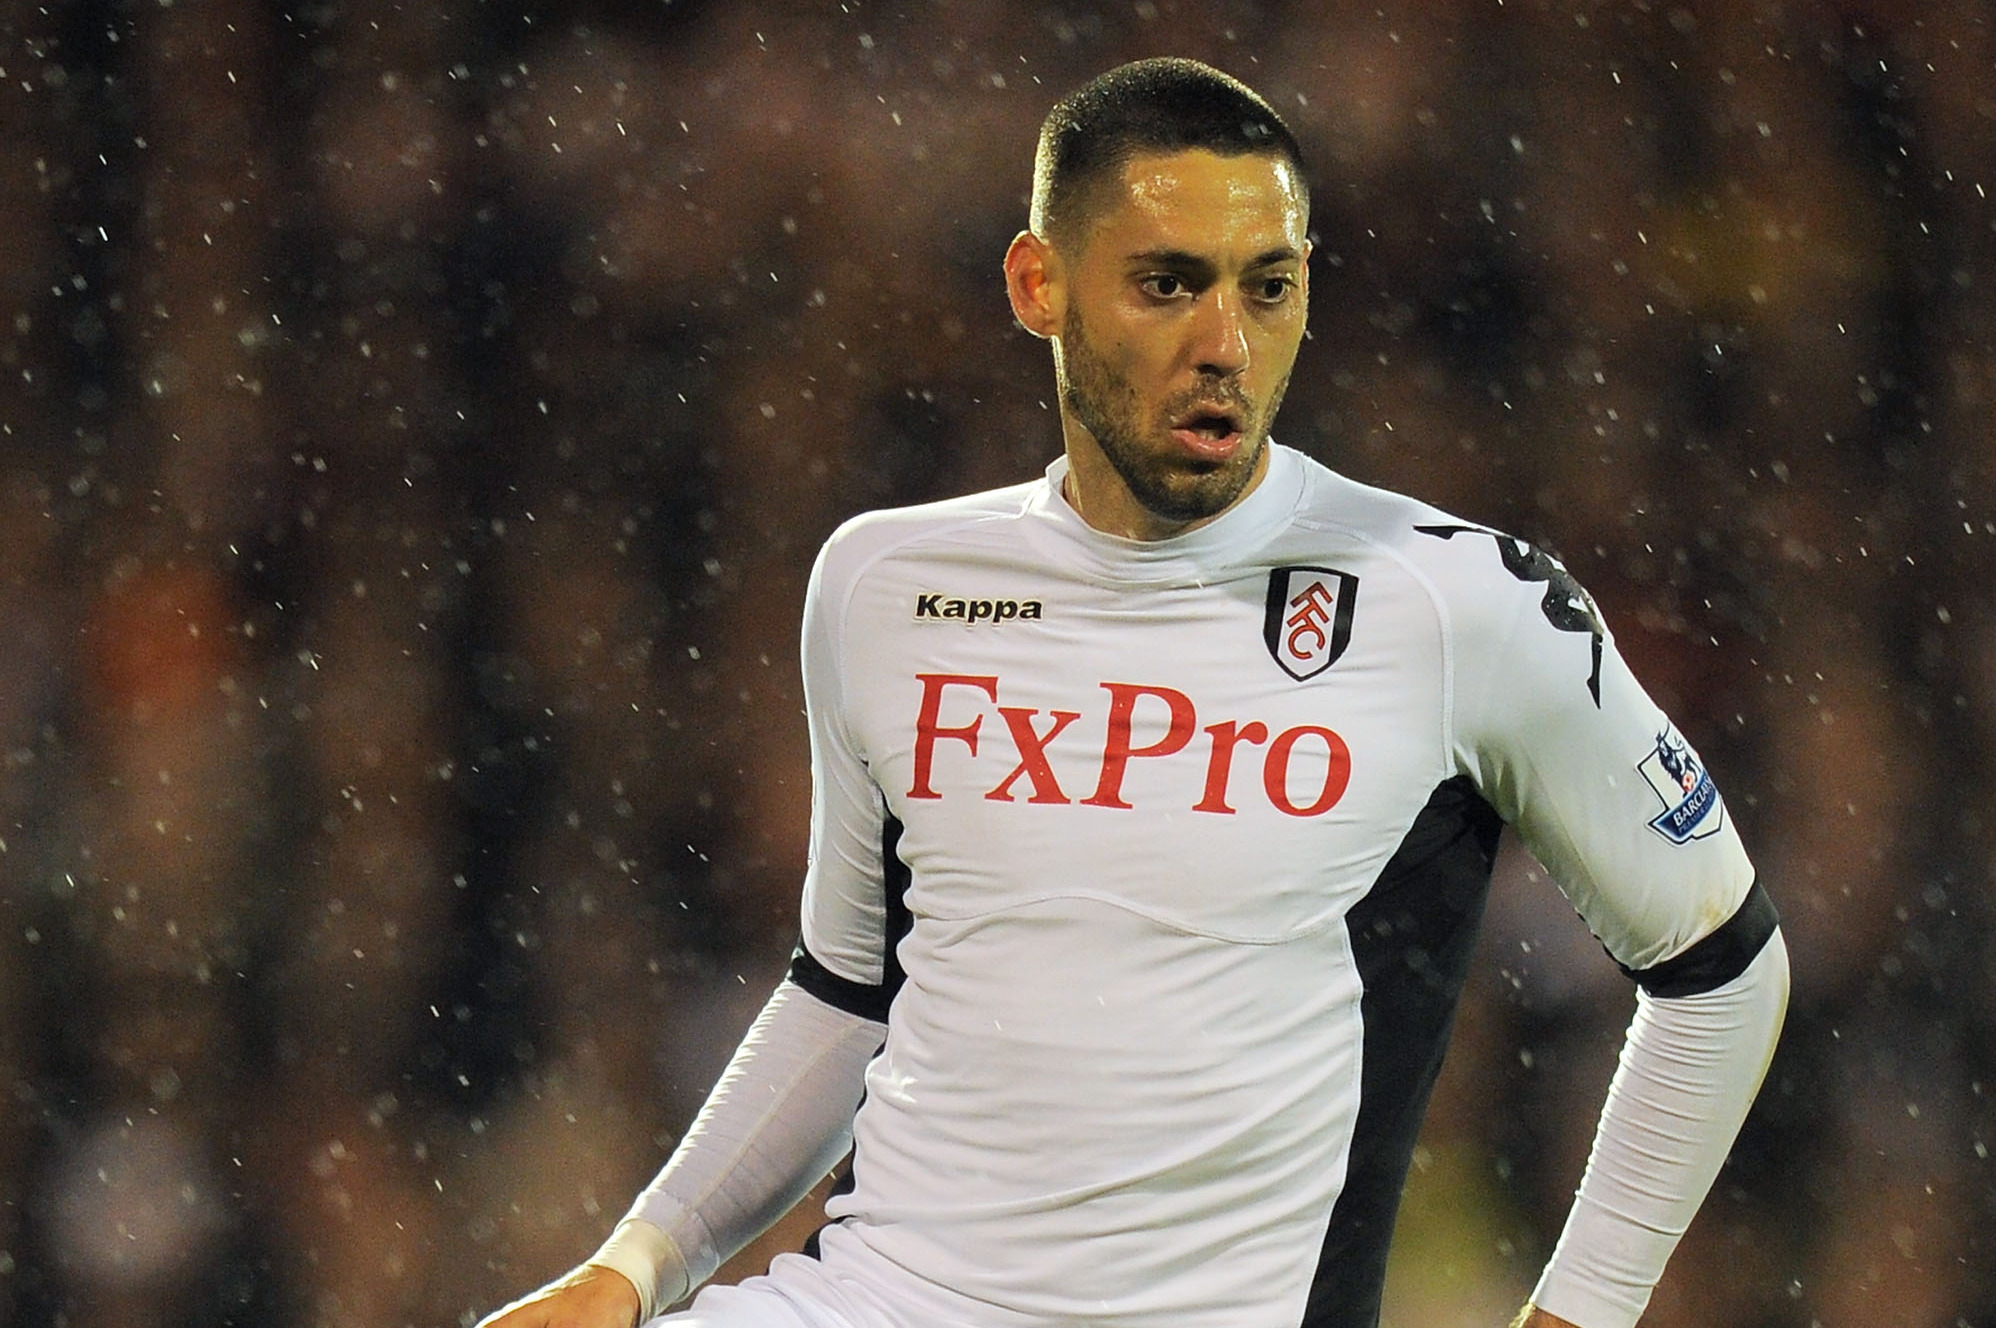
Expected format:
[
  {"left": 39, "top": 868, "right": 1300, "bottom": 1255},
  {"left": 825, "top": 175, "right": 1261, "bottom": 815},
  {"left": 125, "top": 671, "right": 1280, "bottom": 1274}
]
[
  {"left": 787, "top": 815, "right": 915, "bottom": 1024},
  {"left": 1303, "top": 776, "right": 1504, "bottom": 1328},
  {"left": 797, "top": 817, "right": 912, "bottom": 1260},
  {"left": 879, "top": 815, "right": 913, "bottom": 995}
]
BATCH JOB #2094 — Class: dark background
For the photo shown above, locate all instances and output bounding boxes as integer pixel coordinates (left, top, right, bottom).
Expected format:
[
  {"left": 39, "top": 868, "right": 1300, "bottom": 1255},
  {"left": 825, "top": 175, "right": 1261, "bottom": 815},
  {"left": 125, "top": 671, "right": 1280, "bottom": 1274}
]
[{"left": 1, "top": 1, "right": 1991, "bottom": 1325}]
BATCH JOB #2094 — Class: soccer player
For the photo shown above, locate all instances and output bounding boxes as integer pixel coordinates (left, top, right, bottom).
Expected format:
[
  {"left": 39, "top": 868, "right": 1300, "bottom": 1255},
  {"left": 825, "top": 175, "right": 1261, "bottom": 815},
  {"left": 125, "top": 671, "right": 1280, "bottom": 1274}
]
[{"left": 480, "top": 57, "right": 1788, "bottom": 1328}]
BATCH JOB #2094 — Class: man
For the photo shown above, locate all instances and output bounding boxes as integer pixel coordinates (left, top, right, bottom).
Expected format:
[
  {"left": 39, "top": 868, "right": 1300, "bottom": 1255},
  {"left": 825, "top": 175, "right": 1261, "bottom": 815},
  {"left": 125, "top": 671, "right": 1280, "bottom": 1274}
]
[{"left": 481, "top": 57, "right": 1788, "bottom": 1328}]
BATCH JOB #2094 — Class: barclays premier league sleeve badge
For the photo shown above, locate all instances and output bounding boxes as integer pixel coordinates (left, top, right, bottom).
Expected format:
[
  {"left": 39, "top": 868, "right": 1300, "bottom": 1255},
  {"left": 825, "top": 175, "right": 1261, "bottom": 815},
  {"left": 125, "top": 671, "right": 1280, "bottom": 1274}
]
[{"left": 1639, "top": 724, "right": 1724, "bottom": 844}]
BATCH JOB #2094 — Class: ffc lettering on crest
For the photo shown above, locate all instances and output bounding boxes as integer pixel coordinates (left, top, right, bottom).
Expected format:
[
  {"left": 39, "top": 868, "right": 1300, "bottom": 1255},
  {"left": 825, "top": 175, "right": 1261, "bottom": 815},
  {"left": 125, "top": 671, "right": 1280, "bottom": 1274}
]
[{"left": 1263, "top": 566, "right": 1359, "bottom": 681}]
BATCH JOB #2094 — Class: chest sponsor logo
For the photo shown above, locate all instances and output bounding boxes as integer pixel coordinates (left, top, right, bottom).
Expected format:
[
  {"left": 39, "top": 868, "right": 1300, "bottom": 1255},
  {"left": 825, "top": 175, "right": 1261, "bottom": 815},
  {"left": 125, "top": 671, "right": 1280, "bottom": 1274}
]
[
  {"left": 906, "top": 673, "right": 1352, "bottom": 818},
  {"left": 914, "top": 592, "right": 1043, "bottom": 625},
  {"left": 1639, "top": 724, "right": 1724, "bottom": 844},
  {"left": 1263, "top": 566, "right": 1358, "bottom": 681}
]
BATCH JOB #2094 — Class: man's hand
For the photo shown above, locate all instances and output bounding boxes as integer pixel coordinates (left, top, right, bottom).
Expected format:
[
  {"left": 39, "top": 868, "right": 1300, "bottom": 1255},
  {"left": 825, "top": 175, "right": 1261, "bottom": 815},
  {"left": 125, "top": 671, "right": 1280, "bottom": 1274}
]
[
  {"left": 1508, "top": 1306, "right": 1582, "bottom": 1328},
  {"left": 477, "top": 1263, "right": 644, "bottom": 1328}
]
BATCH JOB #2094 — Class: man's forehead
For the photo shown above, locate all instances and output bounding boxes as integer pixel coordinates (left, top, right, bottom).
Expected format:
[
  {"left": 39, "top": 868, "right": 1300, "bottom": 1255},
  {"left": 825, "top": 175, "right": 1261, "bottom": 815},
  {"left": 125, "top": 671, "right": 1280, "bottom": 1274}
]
[{"left": 1095, "top": 149, "right": 1307, "bottom": 253}]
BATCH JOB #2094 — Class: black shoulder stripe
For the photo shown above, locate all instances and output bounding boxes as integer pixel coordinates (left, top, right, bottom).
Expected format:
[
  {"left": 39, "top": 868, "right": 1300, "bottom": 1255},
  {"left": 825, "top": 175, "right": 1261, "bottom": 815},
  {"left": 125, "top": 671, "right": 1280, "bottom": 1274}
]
[
  {"left": 788, "top": 943, "right": 893, "bottom": 1023},
  {"left": 1622, "top": 879, "right": 1779, "bottom": 997}
]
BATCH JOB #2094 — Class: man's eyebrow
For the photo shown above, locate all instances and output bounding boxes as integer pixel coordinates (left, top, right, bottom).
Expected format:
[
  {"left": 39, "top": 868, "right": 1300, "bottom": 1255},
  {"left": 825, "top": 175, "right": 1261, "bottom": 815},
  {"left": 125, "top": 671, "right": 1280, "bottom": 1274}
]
[
  {"left": 1123, "top": 246, "right": 1303, "bottom": 270},
  {"left": 1246, "top": 245, "right": 1304, "bottom": 268},
  {"left": 1125, "top": 248, "right": 1216, "bottom": 272}
]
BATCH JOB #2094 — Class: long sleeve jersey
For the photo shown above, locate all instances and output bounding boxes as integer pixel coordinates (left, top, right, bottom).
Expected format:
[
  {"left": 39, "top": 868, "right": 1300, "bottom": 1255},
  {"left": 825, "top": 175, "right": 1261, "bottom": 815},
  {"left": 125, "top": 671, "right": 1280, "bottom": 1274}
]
[{"left": 613, "top": 441, "right": 1782, "bottom": 1328}]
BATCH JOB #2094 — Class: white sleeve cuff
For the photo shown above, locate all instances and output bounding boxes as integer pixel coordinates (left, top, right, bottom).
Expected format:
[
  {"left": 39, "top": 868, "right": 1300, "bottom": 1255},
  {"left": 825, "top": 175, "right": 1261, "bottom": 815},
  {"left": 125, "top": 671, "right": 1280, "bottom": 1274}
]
[{"left": 588, "top": 1216, "right": 689, "bottom": 1325}]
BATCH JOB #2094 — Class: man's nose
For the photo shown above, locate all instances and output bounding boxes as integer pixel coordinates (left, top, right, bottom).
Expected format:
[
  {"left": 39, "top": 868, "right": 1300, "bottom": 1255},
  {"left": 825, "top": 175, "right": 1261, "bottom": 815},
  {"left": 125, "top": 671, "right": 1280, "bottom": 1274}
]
[{"left": 1190, "top": 289, "right": 1250, "bottom": 378}]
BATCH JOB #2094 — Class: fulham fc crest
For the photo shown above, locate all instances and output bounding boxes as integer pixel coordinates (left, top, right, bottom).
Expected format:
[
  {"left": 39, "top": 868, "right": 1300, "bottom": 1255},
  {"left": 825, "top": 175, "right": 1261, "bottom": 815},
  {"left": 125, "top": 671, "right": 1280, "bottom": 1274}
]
[{"left": 1264, "top": 566, "right": 1358, "bottom": 681}]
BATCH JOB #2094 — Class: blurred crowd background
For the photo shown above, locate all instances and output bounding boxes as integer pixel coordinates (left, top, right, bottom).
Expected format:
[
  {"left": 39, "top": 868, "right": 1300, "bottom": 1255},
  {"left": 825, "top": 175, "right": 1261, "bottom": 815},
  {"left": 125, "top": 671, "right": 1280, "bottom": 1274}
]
[{"left": 1, "top": 0, "right": 1992, "bottom": 1325}]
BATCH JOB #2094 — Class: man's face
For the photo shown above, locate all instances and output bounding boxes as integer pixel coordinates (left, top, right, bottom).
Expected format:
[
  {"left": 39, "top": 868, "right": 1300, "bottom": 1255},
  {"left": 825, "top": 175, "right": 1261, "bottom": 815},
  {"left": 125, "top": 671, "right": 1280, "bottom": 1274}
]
[{"left": 1051, "top": 149, "right": 1309, "bottom": 536}]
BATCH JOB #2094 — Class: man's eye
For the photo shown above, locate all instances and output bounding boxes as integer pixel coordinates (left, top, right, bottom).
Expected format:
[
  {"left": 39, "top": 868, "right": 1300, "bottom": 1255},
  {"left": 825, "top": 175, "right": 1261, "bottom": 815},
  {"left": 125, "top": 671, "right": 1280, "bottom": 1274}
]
[
  {"left": 1140, "top": 274, "right": 1187, "bottom": 299},
  {"left": 1255, "top": 276, "right": 1295, "bottom": 303}
]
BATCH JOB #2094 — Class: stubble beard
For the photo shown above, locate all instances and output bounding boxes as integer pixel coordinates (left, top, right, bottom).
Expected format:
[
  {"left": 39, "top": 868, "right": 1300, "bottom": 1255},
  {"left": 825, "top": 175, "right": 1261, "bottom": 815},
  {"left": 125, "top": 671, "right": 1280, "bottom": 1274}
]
[{"left": 1059, "top": 305, "right": 1286, "bottom": 525}]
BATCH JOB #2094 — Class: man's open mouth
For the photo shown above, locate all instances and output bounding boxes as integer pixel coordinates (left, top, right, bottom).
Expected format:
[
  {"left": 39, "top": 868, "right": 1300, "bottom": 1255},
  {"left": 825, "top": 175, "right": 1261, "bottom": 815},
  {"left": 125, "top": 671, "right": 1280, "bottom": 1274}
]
[{"left": 1170, "top": 404, "right": 1246, "bottom": 458}]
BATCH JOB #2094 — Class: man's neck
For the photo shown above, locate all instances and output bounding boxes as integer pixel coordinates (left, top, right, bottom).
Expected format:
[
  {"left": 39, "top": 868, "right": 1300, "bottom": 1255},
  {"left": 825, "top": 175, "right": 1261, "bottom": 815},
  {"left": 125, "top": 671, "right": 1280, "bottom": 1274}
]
[{"left": 1059, "top": 432, "right": 1271, "bottom": 542}]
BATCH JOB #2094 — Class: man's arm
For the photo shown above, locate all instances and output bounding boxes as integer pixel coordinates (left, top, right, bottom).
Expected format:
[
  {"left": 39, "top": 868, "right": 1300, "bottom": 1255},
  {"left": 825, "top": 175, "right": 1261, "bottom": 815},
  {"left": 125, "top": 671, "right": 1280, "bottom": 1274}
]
[
  {"left": 1437, "top": 533, "right": 1789, "bottom": 1327},
  {"left": 478, "top": 979, "right": 883, "bottom": 1328},
  {"left": 1523, "top": 928, "right": 1789, "bottom": 1328},
  {"left": 481, "top": 529, "right": 896, "bottom": 1328}
]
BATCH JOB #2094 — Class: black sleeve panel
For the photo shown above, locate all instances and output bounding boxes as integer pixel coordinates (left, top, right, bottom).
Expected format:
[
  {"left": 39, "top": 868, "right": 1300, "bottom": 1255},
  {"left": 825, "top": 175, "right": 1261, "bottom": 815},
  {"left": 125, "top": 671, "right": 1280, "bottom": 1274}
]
[
  {"left": 1621, "top": 878, "right": 1779, "bottom": 997},
  {"left": 788, "top": 944, "right": 893, "bottom": 1024}
]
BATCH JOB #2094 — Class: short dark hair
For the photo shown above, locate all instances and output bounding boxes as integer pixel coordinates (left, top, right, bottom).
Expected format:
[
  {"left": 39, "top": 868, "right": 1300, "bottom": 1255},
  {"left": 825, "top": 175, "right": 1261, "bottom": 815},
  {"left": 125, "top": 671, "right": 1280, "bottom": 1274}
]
[{"left": 1031, "top": 57, "right": 1308, "bottom": 249}]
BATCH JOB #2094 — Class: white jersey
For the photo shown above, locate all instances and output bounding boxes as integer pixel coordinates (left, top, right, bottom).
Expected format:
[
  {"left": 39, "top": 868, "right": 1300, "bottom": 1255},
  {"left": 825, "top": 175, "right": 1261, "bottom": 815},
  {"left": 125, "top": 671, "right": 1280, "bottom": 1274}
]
[{"left": 785, "top": 443, "right": 1766, "bottom": 1328}]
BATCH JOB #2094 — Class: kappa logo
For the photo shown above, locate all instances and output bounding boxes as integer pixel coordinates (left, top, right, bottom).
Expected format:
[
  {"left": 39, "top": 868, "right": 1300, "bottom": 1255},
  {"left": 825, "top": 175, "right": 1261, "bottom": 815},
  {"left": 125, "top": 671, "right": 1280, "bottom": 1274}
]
[
  {"left": 1638, "top": 724, "right": 1724, "bottom": 844},
  {"left": 914, "top": 592, "right": 1044, "bottom": 625},
  {"left": 1263, "top": 566, "right": 1359, "bottom": 681}
]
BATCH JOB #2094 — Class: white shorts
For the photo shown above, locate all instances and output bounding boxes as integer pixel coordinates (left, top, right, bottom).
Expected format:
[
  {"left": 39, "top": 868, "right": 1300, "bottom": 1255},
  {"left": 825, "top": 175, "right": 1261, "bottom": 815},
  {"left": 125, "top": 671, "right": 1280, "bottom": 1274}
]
[
  {"left": 644, "top": 1223, "right": 1033, "bottom": 1328},
  {"left": 647, "top": 1277, "right": 828, "bottom": 1328},
  {"left": 647, "top": 1250, "right": 879, "bottom": 1328}
]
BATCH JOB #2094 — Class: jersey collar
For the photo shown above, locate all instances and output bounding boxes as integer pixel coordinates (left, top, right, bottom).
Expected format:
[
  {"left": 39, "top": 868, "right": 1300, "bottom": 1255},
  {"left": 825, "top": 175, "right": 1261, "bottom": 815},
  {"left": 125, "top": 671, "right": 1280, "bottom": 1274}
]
[{"left": 1029, "top": 443, "right": 1306, "bottom": 585}]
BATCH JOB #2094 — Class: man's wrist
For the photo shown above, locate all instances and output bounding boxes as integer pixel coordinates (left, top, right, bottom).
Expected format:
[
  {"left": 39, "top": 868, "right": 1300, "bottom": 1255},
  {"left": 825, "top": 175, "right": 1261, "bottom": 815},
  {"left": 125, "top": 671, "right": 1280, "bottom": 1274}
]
[{"left": 588, "top": 1216, "right": 690, "bottom": 1324}]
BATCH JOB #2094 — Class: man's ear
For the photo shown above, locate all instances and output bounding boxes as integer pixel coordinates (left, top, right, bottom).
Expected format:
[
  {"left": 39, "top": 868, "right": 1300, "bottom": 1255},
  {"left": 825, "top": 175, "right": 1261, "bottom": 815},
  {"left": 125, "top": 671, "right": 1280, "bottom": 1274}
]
[{"left": 1004, "top": 230, "right": 1063, "bottom": 341}]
